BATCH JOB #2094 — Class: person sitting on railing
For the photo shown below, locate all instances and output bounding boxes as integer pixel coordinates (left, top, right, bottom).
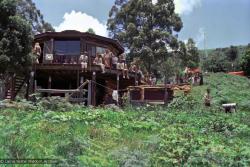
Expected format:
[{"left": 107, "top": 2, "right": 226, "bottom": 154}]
[
  {"left": 79, "top": 51, "right": 88, "bottom": 72},
  {"left": 151, "top": 74, "right": 157, "bottom": 86},
  {"left": 104, "top": 49, "right": 112, "bottom": 69},
  {"left": 129, "top": 63, "right": 136, "bottom": 72},
  {"left": 111, "top": 53, "right": 118, "bottom": 69},
  {"left": 33, "top": 42, "right": 41, "bottom": 64},
  {"left": 93, "top": 53, "right": 105, "bottom": 73},
  {"left": 70, "top": 57, "right": 77, "bottom": 64},
  {"left": 118, "top": 54, "right": 129, "bottom": 79}
]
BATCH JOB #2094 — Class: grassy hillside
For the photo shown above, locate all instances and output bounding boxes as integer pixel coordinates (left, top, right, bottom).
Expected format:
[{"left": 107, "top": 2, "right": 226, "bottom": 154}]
[{"left": 0, "top": 73, "right": 250, "bottom": 166}]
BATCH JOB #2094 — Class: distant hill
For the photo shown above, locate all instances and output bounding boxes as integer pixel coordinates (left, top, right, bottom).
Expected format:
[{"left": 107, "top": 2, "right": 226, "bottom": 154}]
[
  {"left": 199, "top": 44, "right": 250, "bottom": 72},
  {"left": 199, "top": 44, "right": 249, "bottom": 59}
]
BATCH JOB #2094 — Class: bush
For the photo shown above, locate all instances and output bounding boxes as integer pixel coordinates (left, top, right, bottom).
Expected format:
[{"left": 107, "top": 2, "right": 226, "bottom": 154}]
[
  {"left": 110, "top": 147, "right": 150, "bottom": 167},
  {"left": 168, "top": 95, "right": 198, "bottom": 111},
  {"left": 37, "top": 96, "right": 73, "bottom": 112}
]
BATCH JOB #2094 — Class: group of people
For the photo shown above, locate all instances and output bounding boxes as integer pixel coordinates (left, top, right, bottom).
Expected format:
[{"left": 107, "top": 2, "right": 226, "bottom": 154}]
[
  {"left": 79, "top": 50, "right": 159, "bottom": 85},
  {"left": 79, "top": 49, "right": 133, "bottom": 79}
]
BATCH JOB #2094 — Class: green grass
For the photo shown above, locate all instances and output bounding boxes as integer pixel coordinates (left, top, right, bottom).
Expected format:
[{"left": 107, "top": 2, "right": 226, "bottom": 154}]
[{"left": 0, "top": 73, "right": 250, "bottom": 166}]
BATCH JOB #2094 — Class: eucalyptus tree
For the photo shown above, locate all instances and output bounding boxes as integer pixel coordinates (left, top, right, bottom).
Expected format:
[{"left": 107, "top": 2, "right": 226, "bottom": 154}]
[
  {"left": 107, "top": 0, "right": 183, "bottom": 73},
  {"left": 0, "top": 0, "right": 54, "bottom": 75}
]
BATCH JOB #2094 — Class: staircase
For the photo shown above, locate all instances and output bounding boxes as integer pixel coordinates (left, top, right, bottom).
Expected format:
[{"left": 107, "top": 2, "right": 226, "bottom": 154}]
[{"left": 5, "top": 74, "right": 26, "bottom": 100}]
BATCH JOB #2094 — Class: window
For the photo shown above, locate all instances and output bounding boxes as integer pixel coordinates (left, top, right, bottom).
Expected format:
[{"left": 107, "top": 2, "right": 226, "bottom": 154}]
[
  {"left": 96, "top": 46, "right": 106, "bottom": 55},
  {"left": 54, "top": 40, "right": 80, "bottom": 55}
]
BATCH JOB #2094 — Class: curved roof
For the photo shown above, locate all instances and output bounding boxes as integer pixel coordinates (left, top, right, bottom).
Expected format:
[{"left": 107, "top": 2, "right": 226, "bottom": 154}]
[{"left": 34, "top": 30, "right": 124, "bottom": 54}]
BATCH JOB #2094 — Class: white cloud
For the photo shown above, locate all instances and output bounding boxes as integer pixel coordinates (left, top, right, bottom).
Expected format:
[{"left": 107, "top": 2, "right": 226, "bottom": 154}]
[
  {"left": 152, "top": 0, "right": 202, "bottom": 15},
  {"left": 195, "top": 27, "right": 205, "bottom": 46},
  {"left": 174, "top": 0, "right": 202, "bottom": 15},
  {"left": 54, "top": 10, "right": 108, "bottom": 36}
]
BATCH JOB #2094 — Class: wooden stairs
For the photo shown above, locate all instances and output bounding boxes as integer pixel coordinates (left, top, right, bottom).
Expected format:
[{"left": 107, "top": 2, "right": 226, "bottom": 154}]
[{"left": 5, "top": 74, "right": 26, "bottom": 100}]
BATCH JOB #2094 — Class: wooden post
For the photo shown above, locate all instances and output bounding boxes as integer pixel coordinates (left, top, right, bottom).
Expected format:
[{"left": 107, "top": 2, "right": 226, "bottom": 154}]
[
  {"left": 80, "top": 76, "right": 84, "bottom": 102},
  {"left": 80, "top": 76, "right": 84, "bottom": 85},
  {"left": 88, "top": 81, "right": 92, "bottom": 106},
  {"left": 141, "top": 88, "right": 145, "bottom": 102},
  {"left": 11, "top": 74, "right": 16, "bottom": 100},
  {"left": 76, "top": 70, "right": 80, "bottom": 99},
  {"left": 34, "top": 80, "right": 37, "bottom": 92},
  {"left": 117, "top": 73, "right": 119, "bottom": 106},
  {"left": 164, "top": 78, "right": 168, "bottom": 104},
  {"left": 25, "top": 78, "right": 30, "bottom": 99},
  {"left": 135, "top": 72, "right": 138, "bottom": 86},
  {"left": 48, "top": 76, "right": 52, "bottom": 97},
  {"left": 27, "top": 71, "right": 35, "bottom": 100},
  {"left": 77, "top": 70, "right": 80, "bottom": 87},
  {"left": 92, "top": 72, "right": 96, "bottom": 106}
]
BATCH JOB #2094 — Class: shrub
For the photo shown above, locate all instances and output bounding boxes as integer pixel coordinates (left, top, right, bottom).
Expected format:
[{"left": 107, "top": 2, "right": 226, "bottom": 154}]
[
  {"left": 110, "top": 147, "right": 150, "bottom": 167},
  {"left": 37, "top": 96, "right": 73, "bottom": 112}
]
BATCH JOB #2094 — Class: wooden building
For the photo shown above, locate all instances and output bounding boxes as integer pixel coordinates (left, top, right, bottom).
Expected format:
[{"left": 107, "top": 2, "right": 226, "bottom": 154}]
[{"left": 6, "top": 30, "right": 137, "bottom": 105}]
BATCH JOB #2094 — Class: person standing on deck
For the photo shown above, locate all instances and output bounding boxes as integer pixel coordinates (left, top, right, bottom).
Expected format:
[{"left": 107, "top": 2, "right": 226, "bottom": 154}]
[
  {"left": 93, "top": 54, "right": 105, "bottom": 73},
  {"left": 119, "top": 53, "right": 129, "bottom": 79},
  {"left": 79, "top": 51, "right": 88, "bottom": 72},
  {"left": 104, "top": 49, "right": 112, "bottom": 68},
  {"left": 33, "top": 42, "right": 41, "bottom": 64},
  {"left": 111, "top": 53, "right": 118, "bottom": 69}
]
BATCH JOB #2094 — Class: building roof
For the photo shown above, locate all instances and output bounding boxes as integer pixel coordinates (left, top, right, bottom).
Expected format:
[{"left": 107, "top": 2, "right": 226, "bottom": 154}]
[{"left": 34, "top": 30, "right": 124, "bottom": 54}]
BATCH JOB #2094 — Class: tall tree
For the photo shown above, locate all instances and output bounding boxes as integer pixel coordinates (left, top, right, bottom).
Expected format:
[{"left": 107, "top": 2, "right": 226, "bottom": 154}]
[
  {"left": 17, "top": 0, "right": 55, "bottom": 33},
  {"left": 185, "top": 38, "right": 199, "bottom": 68},
  {"left": 107, "top": 0, "right": 183, "bottom": 73},
  {"left": 0, "top": 0, "right": 33, "bottom": 74},
  {"left": 226, "top": 46, "right": 238, "bottom": 61},
  {"left": 86, "top": 28, "right": 96, "bottom": 34},
  {"left": 241, "top": 45, "right": 250, "bottom": 76}
]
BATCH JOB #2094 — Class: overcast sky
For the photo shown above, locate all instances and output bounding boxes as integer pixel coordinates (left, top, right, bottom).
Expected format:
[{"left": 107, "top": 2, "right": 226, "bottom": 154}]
[{"left": 33, "top": 0, "right": 250, "bottom": 49}]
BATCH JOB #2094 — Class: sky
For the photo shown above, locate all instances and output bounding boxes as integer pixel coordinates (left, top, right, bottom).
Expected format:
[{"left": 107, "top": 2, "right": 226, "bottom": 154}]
[{"left": 33, "top": 0, "right": 250, "bottom": 49}]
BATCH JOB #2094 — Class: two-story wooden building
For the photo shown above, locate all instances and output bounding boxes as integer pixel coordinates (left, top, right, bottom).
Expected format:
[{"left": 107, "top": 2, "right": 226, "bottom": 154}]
[{"left": 26, "top": 30, "right": 138, "bottom": 106}]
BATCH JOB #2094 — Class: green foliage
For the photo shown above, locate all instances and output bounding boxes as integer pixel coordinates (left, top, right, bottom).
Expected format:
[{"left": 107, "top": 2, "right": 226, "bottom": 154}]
[
  {"left": 0, "top": 0, "right": 33, "bottom": 74},
  {"left": 241, "top": 45, "right": 250, "bottom": 76},
  {"left": 201, "top": 45, "right": 248, "bottom": 72},
  {"left": 110, "top": 147, "right": 150, "bottom": 167},
  {"left": 86, "top": 28, "right": 96, "bottom": 34},
  {"left": 17, "top": 0, "right": 55, "bottom": 33},
  {"left": 36, "top": 96, "right": 73, "bottom": 112},
  {"left": 107, "top": 0, "right": 182, "bottom": 73},
  {"left": 185, "top": 38, "right": 200, "bottom": 68},
  {"left": 0, "top": 0, "right": 54, "bottom": 74},
  {"left": 0, "top": 73, "right": 250, "bottom": 166}
]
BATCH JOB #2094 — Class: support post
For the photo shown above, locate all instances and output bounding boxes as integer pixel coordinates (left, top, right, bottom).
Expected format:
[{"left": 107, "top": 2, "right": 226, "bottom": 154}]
[
  {"left": 27, "top": 71, "right": 35, "bottom": 100},
  {"left": 117, "top": 73, "right": 119, "bottom": 106},
  {"left": 77, "top": 70, "right": 80, "bottom": 87},
  {"left": 92, "top": 72, "right": 96, "bottom": 106},
  {"left": 88, "top": 81, "right": 92, "bottom": 106},
  {"left": 11, "top": 74, "right": 16, "bottom": 100},
  {"left": 80, "top": 76, "right": 84, "bottom": 103},
  {"left": 34, "top": 80, "right": 37, "bottom": 92},
  {"left": 135, "top": 72, "right": 138, "bottom": 86},
  {"left": 48, "top": 76, "right": 52, "bottom": 97},
  {"left": 25, "top": 78, "right": 30, "bottom": 99}
]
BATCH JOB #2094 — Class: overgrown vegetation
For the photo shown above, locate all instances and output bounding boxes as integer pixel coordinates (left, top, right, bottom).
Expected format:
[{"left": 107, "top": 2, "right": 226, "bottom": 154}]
[
  {"left": 200, "top": 44, "right": 250, "bottom": 73},
  {"left": 0, "top": 73, "right": 250, "bottom": 166}
]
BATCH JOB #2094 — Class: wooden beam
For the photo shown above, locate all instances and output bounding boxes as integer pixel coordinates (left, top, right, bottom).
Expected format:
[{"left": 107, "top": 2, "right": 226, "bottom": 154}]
[
  {"left": 48, "top": 76, "right": 52, "bottom": 96},
  {"left": 92, "top": 72, "right": 96, "bottom": 106},
  {"left": 34, "top": 64, "right": 136, "bottom": 78},
  {"left": 11, "top": 74, "right": 16, "bottom": 100},
  {"left": 87, "top": 81, "right": 92, "bottom": 106},
  {"left": 77, "top": 70, "right": 80, "bottom": 87},
  {"left": 117, "top": 73, "right": 119, "bottom": 105},
  {"left": 36, "top": 89, "right": 87, "bottom": 93}
]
